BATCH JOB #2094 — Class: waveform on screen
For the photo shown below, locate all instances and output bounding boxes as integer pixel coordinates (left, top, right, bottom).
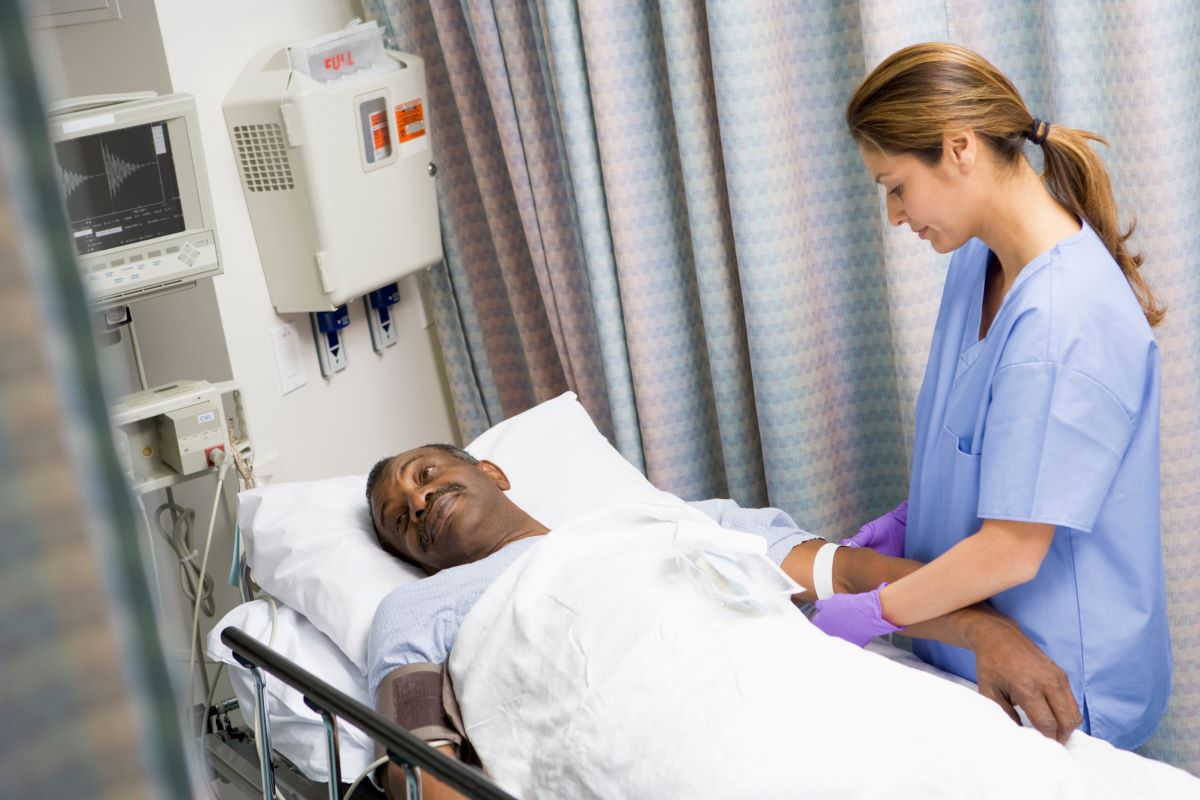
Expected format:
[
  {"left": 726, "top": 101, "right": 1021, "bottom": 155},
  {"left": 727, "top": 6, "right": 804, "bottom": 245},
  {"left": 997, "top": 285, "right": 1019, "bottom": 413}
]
[
  {"left": 57, "top": 141, "right": 156, "bottom": 201},
  {"left": 56, "top": 161, "right": 96, "bottom": 199},
  {"left": 101, "top": 141, "right": 154, "bottom": 196}
]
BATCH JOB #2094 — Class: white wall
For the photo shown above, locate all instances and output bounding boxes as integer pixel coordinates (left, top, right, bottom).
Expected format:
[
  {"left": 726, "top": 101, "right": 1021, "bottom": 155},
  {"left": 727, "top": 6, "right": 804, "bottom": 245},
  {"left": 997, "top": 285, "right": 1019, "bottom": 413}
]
[
  {"left": 28, "top": 0, "right": 173, "bottom": 100},
  {"left": 32, "top": 0, "right": 459, "bottom": 478},
  {"left": 152, "top": 0, "right": 458, "bottom": 483},
  {"left": 28, "top": 0, "right": 459, "bottom": 730}
]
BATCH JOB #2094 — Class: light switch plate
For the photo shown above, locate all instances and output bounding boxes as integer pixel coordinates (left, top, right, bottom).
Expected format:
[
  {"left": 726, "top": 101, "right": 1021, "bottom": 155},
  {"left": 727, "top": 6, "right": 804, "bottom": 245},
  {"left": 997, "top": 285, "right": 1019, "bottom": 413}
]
[{"left": 270, "top": 323, "right": 307, "bottom": 396}]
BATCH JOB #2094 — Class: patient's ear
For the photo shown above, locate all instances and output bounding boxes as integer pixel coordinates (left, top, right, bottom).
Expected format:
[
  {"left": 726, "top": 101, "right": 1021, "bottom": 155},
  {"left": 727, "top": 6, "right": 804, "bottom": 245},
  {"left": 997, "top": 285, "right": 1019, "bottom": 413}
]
[{"left": 477, "top": 459, "right": 511, "bottom": 491}]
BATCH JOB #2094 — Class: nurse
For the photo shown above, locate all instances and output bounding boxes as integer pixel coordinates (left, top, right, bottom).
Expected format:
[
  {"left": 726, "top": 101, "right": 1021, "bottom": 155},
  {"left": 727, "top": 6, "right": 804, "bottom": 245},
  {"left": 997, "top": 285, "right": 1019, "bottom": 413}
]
[{"left": 811, "top": 42, "right": 1171, "bottom": 750}]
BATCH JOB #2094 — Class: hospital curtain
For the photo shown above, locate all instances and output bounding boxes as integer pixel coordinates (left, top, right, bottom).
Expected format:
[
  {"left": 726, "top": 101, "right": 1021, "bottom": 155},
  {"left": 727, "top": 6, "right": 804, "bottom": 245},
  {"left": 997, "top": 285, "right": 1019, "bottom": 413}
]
[
  {"left": 366, "top": 0, "right": 1200, "bottom": 771},
  {"left": 0, "top": 4, "right": 193, "bottom": 796}
]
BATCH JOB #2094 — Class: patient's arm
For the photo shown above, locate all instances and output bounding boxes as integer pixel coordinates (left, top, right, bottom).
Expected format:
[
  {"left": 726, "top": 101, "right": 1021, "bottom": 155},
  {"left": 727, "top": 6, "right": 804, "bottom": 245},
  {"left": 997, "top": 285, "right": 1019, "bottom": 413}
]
[
  {"left": 375, "top": 664, "right": 468, "bottom": 800},
  {"left": 780, "top": 542, "right": 1082, "bottom": 743},
  {"left": 383, "top": 747, "right": 464, "bottom": 800}
]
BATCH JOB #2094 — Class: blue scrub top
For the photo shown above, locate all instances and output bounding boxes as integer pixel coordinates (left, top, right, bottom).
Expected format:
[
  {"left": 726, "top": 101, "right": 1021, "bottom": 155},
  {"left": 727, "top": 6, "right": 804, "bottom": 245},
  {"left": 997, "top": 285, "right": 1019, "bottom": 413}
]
[{"left": 906, "top": 220, "right": 1170, "bottom": 749}]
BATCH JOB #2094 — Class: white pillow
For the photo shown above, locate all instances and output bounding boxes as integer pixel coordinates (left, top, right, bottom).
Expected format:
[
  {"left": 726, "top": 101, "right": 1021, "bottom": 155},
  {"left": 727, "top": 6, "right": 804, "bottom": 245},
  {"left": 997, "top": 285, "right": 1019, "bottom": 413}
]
[
  {"left": 239, "top": 474, "right": 424, "bottom": 671},
  {"left": 206, "top": 600, "right": 376, "bottom": 784},
  {"left": 238, "top": 391, "right": 685, "bottom": 669},
  {"left": 466, "top": 391, "right": 682, "bottom": 527}
]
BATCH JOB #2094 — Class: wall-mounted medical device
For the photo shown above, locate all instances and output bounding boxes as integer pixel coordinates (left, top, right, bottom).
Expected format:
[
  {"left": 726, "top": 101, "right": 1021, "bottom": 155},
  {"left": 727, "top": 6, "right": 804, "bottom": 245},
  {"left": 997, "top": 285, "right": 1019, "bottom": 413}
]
[
  {"left": 365, "top": 282, "right": 400, "bottom": 352},
  {"left": 47, "top": 93, "right": 222, "bottom": 308},
  {"left": 156, "top": 401, "right": 224, "bottom": 475},
  {"left": 223, "top": 21, "right": 443, "bottom": 313},
  {"left": 111, "top": 379, "right": 251, "bottom": 494},
  {"left": 310, "top": 304, "right": 350, "bottom": 378}
]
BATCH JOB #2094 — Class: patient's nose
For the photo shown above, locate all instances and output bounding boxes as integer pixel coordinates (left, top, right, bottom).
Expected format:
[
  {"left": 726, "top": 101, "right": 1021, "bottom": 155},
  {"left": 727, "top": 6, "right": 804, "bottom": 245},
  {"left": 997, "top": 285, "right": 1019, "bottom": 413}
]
[{"left": 412, "top": 490, "right": 434, "bottom": 519}]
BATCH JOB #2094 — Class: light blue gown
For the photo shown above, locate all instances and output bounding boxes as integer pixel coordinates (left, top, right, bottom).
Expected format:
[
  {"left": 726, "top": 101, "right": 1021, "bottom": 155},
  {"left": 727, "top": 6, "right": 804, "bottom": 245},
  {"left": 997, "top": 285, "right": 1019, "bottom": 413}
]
[{"left": 906, "top": 220, "right": 1170, "bottom": 749}]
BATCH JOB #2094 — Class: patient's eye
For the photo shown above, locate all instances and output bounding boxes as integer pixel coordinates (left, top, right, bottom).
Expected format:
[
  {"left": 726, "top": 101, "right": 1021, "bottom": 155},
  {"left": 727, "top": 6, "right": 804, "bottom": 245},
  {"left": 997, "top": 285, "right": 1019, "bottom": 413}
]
[{"left": 419, "top": 465, "right": 435, "bottom": 483}]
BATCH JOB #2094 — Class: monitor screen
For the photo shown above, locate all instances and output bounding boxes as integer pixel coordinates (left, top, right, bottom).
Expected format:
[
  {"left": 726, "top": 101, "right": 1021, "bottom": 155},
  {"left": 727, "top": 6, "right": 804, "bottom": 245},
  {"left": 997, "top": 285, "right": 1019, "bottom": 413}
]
[{"left": 55, "top": 120, "right": 186, "bottom": 256}]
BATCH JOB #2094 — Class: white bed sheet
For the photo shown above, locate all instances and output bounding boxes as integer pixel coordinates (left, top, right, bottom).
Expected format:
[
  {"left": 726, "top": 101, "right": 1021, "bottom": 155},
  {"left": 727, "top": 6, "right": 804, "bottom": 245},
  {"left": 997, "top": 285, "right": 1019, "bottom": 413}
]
[
  {"left": 210, "top": 598, "right": 980, "bottom": 789},
  {"left": 451, "top": 502, "right": 1199, "bottom": 799}
]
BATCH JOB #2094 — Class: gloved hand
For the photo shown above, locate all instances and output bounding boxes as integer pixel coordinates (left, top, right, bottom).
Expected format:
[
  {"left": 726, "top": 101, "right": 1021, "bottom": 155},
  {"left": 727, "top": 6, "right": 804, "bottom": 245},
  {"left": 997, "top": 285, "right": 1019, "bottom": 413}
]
[
  {"left": 842, "top": 500, "right": 908, "bottom": 557},
  {"left": 811, "top": 583, "right": 902, "bottom": 647}
]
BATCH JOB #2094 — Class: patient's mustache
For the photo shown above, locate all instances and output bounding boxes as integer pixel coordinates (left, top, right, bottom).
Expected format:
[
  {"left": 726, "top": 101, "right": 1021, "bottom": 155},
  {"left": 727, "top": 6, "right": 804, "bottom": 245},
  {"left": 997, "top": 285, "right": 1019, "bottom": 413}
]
[{"left": 418, "top": 483, "right": 466, "bottom": 550}]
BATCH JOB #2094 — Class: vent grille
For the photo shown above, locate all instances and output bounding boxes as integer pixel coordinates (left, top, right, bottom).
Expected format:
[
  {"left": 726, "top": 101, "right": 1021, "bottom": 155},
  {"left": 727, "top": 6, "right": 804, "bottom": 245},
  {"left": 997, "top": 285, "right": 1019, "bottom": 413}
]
[{"left": 232, "top": 123, "right": 295, "bottom": 192}]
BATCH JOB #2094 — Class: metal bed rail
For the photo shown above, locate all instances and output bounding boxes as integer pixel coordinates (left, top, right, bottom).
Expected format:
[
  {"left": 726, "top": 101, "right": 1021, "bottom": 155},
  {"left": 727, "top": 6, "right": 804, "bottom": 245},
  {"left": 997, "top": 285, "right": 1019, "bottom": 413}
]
[{"left": 221, "top": 626, "right": 516, "bottom": 800}]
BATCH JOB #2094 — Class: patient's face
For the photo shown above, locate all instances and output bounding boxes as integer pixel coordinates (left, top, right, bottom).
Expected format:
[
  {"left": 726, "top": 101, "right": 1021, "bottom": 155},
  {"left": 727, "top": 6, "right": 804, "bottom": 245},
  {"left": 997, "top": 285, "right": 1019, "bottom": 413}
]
[{"left": 369, "top": 447, "right": 517, "bottom": 573}]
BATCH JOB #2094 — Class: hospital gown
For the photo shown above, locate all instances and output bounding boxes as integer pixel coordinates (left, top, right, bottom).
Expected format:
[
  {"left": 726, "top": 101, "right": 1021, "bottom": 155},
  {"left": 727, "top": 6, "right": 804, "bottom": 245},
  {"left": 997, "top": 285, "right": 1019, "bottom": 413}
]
[
  {"left": 367, "top": 499, "right": 821, "bottom": 698},
  {"left": 906, "top": 220, "right": 1170, "bottom": 749}
]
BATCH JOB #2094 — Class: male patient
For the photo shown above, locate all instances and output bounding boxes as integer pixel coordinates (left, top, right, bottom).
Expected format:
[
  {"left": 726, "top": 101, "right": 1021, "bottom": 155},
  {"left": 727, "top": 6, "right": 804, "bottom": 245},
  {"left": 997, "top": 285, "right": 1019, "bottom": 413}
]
[{"left": 367, "top": 444, "right": 1080, "bottom": 799}]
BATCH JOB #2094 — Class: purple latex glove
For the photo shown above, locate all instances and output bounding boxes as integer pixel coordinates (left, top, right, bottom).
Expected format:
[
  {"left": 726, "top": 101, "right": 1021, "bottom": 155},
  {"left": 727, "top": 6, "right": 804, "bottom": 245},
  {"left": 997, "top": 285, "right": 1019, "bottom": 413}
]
[
  {"left": 811, "top": 583, "right": 903, "bottom": 647},
  {"left": 842, "top": 500, "right": 908, "bottom": 557}
]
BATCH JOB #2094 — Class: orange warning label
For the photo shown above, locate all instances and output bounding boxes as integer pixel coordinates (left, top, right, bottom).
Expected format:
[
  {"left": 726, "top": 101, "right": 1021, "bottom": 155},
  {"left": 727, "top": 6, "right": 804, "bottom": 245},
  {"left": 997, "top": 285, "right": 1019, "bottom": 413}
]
[
  {"left": 370, "top": 111, "right": 389, "bottom": 151},
  {"left": 395, "top": 99, "right": 426, "bottom": 143}
]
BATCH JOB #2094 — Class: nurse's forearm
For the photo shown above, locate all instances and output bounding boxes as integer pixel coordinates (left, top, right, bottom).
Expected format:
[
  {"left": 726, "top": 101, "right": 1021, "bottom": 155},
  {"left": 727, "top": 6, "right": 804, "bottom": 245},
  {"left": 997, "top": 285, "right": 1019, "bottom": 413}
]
[
  {"left": 876, "top": 519, "right": 1055, "bottom": 627},
  {"left": 811, "top": 540, "right": 1082, "bottom": 743},
  {"left": 784, "top": 539, "right": 1034, "bottom": 649},
  {"left": 782, "top": 542, "right": 1004, "bottom": 649},
  {"left": 822, "top": 545, "right": 1006, "bottom": 650}
]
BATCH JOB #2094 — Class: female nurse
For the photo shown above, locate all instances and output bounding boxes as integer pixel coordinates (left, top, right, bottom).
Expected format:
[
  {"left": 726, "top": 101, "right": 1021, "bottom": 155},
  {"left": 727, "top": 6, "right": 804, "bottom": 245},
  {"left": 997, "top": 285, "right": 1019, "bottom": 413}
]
[{"left": 811, "top": 43, "right": 1171, "bottom": 750}]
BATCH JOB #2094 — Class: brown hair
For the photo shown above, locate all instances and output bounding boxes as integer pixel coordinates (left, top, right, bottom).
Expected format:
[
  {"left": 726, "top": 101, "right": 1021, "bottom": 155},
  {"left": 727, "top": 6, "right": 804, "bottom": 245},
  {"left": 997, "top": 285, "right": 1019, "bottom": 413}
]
[{"left": 846, "top": 42, "right": 1163, "bottom": 326}]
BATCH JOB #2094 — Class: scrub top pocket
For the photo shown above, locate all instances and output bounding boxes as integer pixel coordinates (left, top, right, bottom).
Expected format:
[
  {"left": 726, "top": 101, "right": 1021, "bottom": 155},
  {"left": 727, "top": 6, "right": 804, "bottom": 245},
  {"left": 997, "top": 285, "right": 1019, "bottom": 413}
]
[{"left": 937, "top": 425, "right": 984, "bottom": 546}]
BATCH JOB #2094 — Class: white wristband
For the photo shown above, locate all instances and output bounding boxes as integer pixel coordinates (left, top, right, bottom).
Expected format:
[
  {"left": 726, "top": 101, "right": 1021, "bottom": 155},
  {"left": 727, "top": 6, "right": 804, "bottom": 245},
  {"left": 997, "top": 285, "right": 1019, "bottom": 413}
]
[{"left": 813, "top": 542, "right": 843, "bottom": 600}]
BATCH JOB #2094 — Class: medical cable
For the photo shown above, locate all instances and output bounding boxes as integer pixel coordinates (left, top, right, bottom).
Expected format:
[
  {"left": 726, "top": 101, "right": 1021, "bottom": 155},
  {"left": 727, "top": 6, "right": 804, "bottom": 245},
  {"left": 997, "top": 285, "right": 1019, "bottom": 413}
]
[
  {"left": 153, "top": 503, "right": 215, "bottom": 618},
  {"left": 153, "top": 497, "right": 214, "bottom": 703},
  {"left": 189, "top": 454, "right": 232, "bottom": 704},
  {"left": 207, "top": 435, "right": 282, "bottom": 797},
  {"left": 124, "top": 306, "right": 149, "bottom": 391},
  {"left": 227, "top": 417, "right": 257, "bottom": 489},
  {"left": 344, "top": 755, "right": 390, "bottom": 800}
]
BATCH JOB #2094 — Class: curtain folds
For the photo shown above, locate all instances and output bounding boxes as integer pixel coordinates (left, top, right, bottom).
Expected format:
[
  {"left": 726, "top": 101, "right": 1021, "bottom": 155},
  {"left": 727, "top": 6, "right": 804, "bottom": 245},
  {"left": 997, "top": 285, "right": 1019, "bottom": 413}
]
[{"left": 367, "top": 0, "right": 1200, "bottom": 770}]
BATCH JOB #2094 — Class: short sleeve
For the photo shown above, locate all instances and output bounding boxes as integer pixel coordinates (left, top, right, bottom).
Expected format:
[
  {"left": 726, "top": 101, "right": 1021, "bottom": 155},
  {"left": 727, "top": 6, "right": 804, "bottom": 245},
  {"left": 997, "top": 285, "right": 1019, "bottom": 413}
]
[
  {"left": 978, "top": 362, "right": 1134, "bottom": 532},
  {"left": 367, "top": 583, "right": 451, "bottom": 699}
]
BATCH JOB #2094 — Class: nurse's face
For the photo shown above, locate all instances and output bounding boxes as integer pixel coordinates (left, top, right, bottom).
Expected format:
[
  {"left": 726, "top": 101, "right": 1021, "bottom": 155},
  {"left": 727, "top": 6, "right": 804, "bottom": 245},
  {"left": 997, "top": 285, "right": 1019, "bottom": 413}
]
[{"left": 858, "top": 137, "right": 976, "bottom": 254}]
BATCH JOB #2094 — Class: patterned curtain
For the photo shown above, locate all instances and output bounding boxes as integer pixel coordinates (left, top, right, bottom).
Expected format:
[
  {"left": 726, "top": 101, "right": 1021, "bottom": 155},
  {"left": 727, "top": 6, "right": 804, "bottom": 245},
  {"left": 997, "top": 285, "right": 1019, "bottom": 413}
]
[
  {"left": 366, "top": 0, "right": 1200, "bottom": 770},
  {"left": 0, "top": 5, "right": 193, "bottom": 797}
]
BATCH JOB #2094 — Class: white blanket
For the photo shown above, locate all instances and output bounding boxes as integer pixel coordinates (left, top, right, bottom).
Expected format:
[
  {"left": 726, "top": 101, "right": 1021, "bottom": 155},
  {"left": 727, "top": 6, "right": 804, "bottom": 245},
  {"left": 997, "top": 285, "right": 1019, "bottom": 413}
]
[{"left": 449, "top": 503, "right": 1198, "bottom": 799}]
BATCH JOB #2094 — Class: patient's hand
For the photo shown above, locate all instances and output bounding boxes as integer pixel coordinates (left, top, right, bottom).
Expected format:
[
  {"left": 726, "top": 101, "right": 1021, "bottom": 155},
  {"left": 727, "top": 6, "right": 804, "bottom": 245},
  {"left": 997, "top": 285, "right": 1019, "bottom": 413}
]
[
  {"left": 969, "top": 616, "right": 1081, "bottom": 744},
  {"left": 798, "top": 542, "right": 1081, "bottom": 743}
]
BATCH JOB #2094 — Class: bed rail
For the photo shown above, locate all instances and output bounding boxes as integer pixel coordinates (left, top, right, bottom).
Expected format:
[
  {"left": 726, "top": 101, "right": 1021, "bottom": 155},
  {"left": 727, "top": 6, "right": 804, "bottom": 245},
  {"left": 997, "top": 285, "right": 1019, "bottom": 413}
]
[{"left": 221, "top": 626, "right": 515, "bottom": 800}]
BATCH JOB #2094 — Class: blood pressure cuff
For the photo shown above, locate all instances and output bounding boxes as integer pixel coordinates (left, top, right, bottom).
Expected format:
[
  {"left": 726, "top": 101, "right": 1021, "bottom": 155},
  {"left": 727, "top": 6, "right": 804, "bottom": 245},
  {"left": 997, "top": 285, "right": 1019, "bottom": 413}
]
[{"left": 384, "top": 662, "right": 469, "bottom": 753}]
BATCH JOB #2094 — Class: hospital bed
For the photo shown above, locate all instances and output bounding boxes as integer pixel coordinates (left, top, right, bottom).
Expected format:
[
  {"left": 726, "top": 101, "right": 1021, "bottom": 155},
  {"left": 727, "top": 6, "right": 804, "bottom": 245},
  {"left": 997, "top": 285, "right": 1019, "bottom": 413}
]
[
  {"left": 205, "top": 626, "right": 509, "bottom": 800},
  {"left": 200, "top": 392, "right": 1199, "bottom": 798},
  {"left": 194, "top": 389, "right": 876, "bottom": 798},
  {"left": 200, "top": 600, "right": 966, "bottom": 800}
]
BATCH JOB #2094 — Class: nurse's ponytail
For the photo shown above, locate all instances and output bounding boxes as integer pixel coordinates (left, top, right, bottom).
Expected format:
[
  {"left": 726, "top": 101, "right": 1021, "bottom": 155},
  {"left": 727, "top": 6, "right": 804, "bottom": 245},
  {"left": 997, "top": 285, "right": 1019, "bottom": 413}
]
[
  {"left": 846, "top": 42, "right": 1164, "bottom": 326},
  {"left": 1037, "top": 124, "right": 1164, "bottom": 325}
]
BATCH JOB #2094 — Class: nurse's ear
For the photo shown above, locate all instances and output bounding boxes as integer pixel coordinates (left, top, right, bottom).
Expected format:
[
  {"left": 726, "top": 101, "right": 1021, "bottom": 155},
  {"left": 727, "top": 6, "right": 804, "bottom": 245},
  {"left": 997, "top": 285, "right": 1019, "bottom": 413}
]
[{"left": 943, "top": 128, "right": 977, "bottom": 175}]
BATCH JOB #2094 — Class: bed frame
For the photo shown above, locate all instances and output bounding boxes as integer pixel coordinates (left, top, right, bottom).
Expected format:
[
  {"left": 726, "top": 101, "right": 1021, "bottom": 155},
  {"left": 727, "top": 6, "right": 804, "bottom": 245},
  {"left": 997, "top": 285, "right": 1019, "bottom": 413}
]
[
  {"left": 203, "top": 706, "right": 382, "bottom": 800},
  {"left": 202, "top": 626, "right": 514, "bottom": 800}
]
